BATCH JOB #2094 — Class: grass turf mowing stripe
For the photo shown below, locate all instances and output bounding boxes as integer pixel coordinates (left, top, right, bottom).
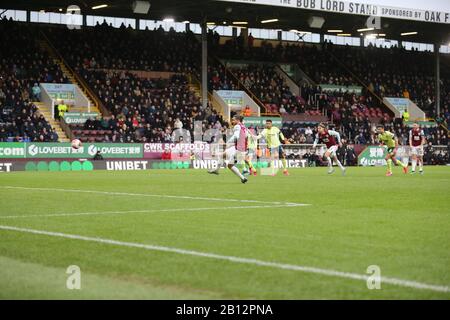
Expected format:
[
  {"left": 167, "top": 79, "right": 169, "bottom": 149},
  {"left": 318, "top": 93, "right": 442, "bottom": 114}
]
[
  {"left": 0, "top": 203, "right": 304, "bottom": 219},
  {"left": 0, "top": 225, "right": 448, "bottom": 294},
  {"left": 0, "top": 186, "right": 307, "bottom": 206}
]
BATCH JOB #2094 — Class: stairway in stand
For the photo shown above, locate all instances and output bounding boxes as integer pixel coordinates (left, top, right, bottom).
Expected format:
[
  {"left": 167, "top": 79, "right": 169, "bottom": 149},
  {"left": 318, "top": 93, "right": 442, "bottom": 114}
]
[
  {"left": 187, "top": 74, "right": 224, "bottom": 117},
  {"left": 37, "top": 39, "right": 100, "bottom": 115},
  {"left": 33, "top": 101, "right": 70, "bottom": 143},
  {"left": 35, "top": 38, "right": 102, "bottom": 143}
]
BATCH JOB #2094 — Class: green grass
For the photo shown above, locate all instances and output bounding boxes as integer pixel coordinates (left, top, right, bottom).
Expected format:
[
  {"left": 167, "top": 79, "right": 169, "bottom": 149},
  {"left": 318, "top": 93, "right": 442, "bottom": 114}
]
[{"left": 0, "top": 166, "right": 449, "bottom": 299}]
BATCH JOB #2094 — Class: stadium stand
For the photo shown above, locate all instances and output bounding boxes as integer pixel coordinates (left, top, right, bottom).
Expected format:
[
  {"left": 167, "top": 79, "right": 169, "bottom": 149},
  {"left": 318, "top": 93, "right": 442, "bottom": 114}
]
[
  {"left": 69, "top": 70, "right": 226, "bottom": 142},
  {"left": 0, "top": 18, "right": 447, "bottom": 155},
  {"left": 0, "top": 18, "right": 68, "bottom": 142}
]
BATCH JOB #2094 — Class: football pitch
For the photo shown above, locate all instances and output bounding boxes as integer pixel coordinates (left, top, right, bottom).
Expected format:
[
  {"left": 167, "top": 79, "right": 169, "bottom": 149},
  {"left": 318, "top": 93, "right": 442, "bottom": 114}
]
[{"left": 0, "top": 166, "right": 449, "bottom": 299}]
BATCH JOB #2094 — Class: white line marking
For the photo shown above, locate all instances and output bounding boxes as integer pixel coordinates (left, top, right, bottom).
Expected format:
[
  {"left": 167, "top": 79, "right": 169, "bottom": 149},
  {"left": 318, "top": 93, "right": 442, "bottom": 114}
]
[
  {"left": 0, "top": 204, "right": 302, "bottom": 219},
  {"left": 0, "top": 186, "right": 307, "bottom": 207},
  {"left": 0, "top": 225, "right": 448, "bottom": 294}
]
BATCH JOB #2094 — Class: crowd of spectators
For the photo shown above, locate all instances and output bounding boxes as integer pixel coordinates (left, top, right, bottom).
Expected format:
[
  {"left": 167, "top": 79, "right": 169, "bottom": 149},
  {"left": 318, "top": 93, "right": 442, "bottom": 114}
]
[
  {"left": 64, "top": 25, "right": 446, "bottom": 150},
  {"left": 45, "top": 22, "right": 232, "bottom": 143},
  {"left": 1, "top": 18, "right": 447, "bottom": 150},
  {"left": 210, "top": 37, "right": 449, "bottom": 150},
  {"left": 0, "top": 100, "right": 58, "bottom": 142},
  {"left": 72, "top": 70, "right": 226, "bottom": 142},
  {"left": 48, "top": 22, "right": 200, "bottom": 74},
  {"left": 230, "top": 64, "right": 307, "bottom": 114},
  {"left": 0, "top": 18, "right": 66, "bottom": 142},
  {"left": 214, "top": 37, "right": 450, "bottom": 119}
]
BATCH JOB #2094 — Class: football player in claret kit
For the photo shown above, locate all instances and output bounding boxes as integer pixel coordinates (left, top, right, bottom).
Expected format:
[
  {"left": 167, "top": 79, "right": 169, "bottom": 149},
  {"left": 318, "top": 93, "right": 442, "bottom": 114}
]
[
  {"left": 312, "top": 123, "right": 346, "bottom": 175},
  {"left": 242, "top": 126, "right": 257, "bottom": 176},
  {"left": 409, "top": 123, "right": 425, "bottom": 175},
  {"left": 376, "top": 125, "right": 408, "bottom": 176},
  {"left": 208, "top": 115, "right": 248, "bottom": 184}
]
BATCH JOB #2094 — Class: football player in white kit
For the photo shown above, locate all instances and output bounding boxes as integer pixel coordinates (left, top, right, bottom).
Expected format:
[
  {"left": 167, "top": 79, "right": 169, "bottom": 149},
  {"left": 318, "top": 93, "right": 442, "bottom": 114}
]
[{"left": 208, "top": 115, "right": 248, "bottom": 184}]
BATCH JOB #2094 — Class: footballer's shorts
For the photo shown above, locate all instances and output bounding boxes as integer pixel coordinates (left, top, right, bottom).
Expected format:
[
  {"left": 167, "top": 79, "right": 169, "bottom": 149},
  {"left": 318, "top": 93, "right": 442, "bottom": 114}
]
[
  {"left": 225, "top": 146, "right": 246, "bottom": 165},
  {"left": 326, "top": 145, "right": 339, "bottom": 157},
  {"left": 387, "top": 147, "right": 396, "bottom": 157},
  {"left": 410, "top": 146, "right": 424, "bottom": 157},
  {"left": 269, "top": 145, "right": 285, "bottom": 158},
  {"left": 247, "top": 148, "right": 256, "bottom": 159}
]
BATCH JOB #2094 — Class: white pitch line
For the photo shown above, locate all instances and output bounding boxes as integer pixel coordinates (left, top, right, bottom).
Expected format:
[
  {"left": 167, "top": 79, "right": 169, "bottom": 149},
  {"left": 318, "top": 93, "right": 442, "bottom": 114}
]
[
  {"left": 0, "top": 225, "right": 448, "bottom": 294},
  {"left": 0, "top": 186, "right": 307, "bottom": 207},
  {"left": 0, "top": 204, "right": 302, "bottom": 219}
]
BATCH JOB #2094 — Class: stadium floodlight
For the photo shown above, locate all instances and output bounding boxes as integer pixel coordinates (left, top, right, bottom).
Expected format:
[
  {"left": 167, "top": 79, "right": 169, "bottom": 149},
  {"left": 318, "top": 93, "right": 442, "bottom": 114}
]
[
  {"left": 232, "top": 21, "right": 248, "bottom": 25},
  {"left": 357, "top": 27, "right": 374, "bottom": 32},
  {"left": 401, "top": 31, "right": 418, "bottom": 36},
  {"left": 365, "top": 34, "right": 377, "bottom": 39},
  {"left": 327, "top": 29, "right": 343, "bottom": 33},
  {"left": 261, "top": 19, "right": 278, "bottom": 24},
  {"left": 163, "top": 18, "right": 174, "bottom": 22},
  {"left": 337, "top": 33, "right": 352, "bottom": 36},
  {"left": 92, "top": 4, "right": 108, "bottom": 10}
]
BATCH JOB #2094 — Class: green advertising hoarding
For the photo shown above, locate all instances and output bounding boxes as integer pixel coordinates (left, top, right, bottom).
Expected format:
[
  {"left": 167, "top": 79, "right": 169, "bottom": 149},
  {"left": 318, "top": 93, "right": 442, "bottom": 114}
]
[
  {"left": 63, "top": 112, "right": 99, "bottom": 124},
  {"left": 0, "top": 142, "right": 26, "bottom": 158},
  {"left": 0, "top": 143, "right": 143, "bottom": 159},
  {"left": 358, "top": 146, "right": 387, "bottom": 166},
  {"left": 243, "top": 117, "right": 282, "bottom": 128}
]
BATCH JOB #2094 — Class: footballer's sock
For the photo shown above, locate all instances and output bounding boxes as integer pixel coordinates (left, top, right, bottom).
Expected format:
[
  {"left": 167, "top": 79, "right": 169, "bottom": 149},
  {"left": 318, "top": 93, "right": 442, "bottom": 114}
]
[
  {"left": 419, "top": 161, "right": 423, "bottom": 172},
  {"left": 230, "top": 165, "right": 245, "bottom": 180},
  {"left": 395, "top": 159, "right": 406, "bottom": 168},
  {"left": 246, "top": 160, "right": 254, "bottom": 171},
  {"left": 282, "top": 158, "right": 288, "bottom": 171},
  {"left": 411, "top": 159, "right": 417, "bottom": 172},
  {"left": 270, "top": 160, "right": 275, "bottom": 174},
  {"left": 387, "top": 159, "right": 393, "bottom": 172},
  {"left": 326, "top": 156, "right": 333, "bottom": 170},
  {"left": 335, "top": 158, "right": 345, "bottom": 171}
]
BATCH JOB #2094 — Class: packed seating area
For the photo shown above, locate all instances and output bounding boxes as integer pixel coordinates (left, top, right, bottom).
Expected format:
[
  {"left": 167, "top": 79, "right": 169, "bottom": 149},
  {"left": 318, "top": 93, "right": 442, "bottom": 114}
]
[
  {"left": 0, "top": 18, "right": 67, "bottom": 142},
  {"left": 230, "top": 64, "right": 306, "bottom": 114},
  {"left": 0, "top": 19, "right": 447, "bottom": 157},
  {"left": 216, "top": 37, "right": 357, "bottom": 86},
  {"left": 70, "top": 70, "right": 225, "bottom": 143},
  {"left": 214, "top": 37, "right": 450, "bottom": 119},
  {"left": 47, "top": 22, "right": 200, "bottom": 74},
  {"left": 0, "top": 100, "right": 58, "bottom": 142},
  {"left": 46, "top": 22, "right": 230, "bottom": 143}
]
